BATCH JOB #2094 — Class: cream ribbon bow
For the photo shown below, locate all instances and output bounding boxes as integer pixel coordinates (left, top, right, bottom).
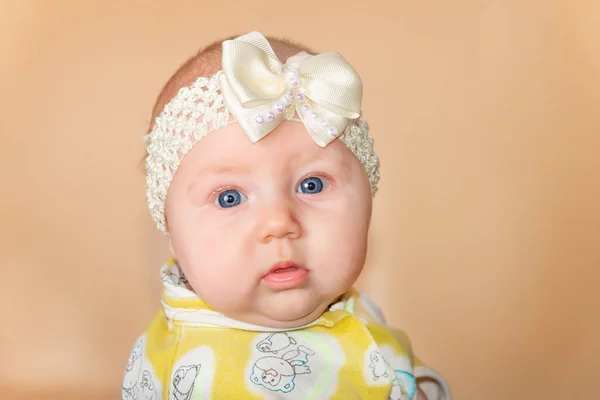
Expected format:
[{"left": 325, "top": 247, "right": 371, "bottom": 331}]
[{"left": 219, "top": 31, "right": 362, "bottom": 147}]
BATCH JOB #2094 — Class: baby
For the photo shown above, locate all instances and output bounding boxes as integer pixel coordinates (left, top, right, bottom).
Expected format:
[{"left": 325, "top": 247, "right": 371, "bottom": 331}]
[{"left": 122, "top": 32, "right": 450, "bottom": 400}]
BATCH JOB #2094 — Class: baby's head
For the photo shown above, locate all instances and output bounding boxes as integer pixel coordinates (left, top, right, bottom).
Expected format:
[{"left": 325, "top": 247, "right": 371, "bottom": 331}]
[{"left": 145, "top": 32, "right": 380, "bottom": 328}]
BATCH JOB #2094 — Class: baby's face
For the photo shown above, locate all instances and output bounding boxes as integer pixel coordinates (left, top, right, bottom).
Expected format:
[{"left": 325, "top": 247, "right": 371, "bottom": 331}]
[{"left": 165, "top": 121, "right": 372, "bottom": 328}]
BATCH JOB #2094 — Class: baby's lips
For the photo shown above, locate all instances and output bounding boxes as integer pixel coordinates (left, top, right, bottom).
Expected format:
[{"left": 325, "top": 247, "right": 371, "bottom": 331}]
[
  {"left": 262, "top": 262, "right": 309, "bottom": 288},
  {"left": 263, "top": 260, "right": 306, "bottom": 276}
]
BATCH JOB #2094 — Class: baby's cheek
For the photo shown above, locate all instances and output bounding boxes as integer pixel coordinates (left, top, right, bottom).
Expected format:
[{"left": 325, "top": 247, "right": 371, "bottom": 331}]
[
  {"left": 311, "top": 219, "right": 367, "bottom": 287},
  {"left": 184, "top": 231, "right": 254, "bottom": 298}
]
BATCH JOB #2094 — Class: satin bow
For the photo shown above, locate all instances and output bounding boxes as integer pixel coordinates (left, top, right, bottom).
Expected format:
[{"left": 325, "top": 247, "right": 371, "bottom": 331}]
[{"left": 219, "top": 31, "right": 362, "bottom": 147}]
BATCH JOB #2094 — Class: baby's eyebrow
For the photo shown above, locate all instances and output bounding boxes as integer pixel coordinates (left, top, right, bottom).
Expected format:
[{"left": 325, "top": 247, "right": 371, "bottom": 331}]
[
  {"left": 199, "top": 164, "right": 250, "bottom": 176},
  {"left": 295, "top": 150, "right": 342, "bottom": 165},
  {"left": 205, "top": 165, "right": 239, "bottom": 174},
  {"left": 187, "top": 165, "right": 249, "bottom": 188},
  {"left": 303, "top": 152, "right": 353, "bottom": 173}
]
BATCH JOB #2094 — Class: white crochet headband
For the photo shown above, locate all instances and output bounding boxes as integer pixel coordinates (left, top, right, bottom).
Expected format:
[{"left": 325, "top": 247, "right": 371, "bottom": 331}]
[{"left": 145, "top": 32, "right": 380, "bottom": 234}]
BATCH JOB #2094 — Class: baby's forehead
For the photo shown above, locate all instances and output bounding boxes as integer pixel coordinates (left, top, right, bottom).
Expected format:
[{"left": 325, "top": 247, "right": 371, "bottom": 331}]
[{"left": 187, "top": 121, "right": 354, "bottom": 173}]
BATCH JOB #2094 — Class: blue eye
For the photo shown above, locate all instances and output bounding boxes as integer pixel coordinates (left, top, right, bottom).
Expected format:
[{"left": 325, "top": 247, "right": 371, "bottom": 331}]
[
  {"left": 216, "top": 189, "right": 246, "bottom": 208},
  {"left": 297, "top": 177, "right": 326, "bottom": 194}
]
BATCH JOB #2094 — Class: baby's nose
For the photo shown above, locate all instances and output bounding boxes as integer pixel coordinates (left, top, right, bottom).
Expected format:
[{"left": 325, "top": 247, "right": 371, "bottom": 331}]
[{"left": 256, "top": 200, "right": 302, "bottom": 243}]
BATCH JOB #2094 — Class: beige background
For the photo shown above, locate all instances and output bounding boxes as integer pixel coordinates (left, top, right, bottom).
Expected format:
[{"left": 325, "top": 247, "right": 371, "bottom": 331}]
[{"left": 1, "top": 0, "right": 599, "bottom": 399}]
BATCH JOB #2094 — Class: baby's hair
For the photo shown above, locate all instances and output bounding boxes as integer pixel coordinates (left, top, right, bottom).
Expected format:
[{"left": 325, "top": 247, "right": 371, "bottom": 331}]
[{"left": 148, "top": 35, "right": 316, "bottom": 131}]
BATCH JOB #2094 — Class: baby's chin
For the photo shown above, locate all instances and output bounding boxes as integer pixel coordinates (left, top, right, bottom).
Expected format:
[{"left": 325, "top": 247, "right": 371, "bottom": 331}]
[{"left": 231, "top": 292, "right": 334, "bottom": 329}]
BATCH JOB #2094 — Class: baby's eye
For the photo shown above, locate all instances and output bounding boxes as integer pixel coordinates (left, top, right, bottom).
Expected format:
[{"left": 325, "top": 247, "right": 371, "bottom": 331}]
[
  {"left": 296, "top": 177, "right": 327, "bottom": 194},
  {"left": 215, "top": 189, "right": 247, "bottom": 208}
]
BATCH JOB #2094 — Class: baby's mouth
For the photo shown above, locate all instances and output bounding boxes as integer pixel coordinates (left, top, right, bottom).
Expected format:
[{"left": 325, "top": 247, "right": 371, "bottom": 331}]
[
  {"left": 263, "top": 261, "right": 309, "bottom": 288},
  {"left": 264, "top": 260, "right": 304, "bottom": 275},
  {"left": 272, "top": 266, "right": 298, "bottom": 273}
]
